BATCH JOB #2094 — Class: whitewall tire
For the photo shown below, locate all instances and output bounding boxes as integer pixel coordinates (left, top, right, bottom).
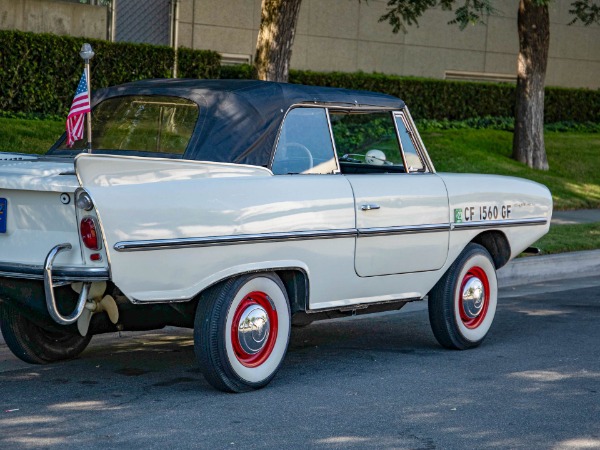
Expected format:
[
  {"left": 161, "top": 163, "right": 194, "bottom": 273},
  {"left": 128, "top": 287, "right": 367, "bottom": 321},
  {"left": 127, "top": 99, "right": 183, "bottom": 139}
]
[
  {"left": 428, "top": 243, "right": 498, "bottom": 350},
  {"left": 194, "top": 273, "right": 291, "bottom": 393}
]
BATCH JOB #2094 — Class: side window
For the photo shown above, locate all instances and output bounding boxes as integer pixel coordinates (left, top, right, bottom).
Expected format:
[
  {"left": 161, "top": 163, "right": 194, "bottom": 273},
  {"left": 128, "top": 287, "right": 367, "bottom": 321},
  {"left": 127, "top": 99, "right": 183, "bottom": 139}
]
[
  {"left": 394, "top": 113, "right": 425, "bottom": 172},
  {"left": 330, "top": 111, "right": 405, "bottom": 174},
  {"left": 271, "top": 107, "right": 338, "bottom": 175}
]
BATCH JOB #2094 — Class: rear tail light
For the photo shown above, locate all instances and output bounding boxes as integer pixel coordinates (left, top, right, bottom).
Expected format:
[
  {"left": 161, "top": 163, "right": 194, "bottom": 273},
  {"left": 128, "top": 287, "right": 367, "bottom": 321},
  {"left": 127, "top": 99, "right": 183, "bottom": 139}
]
[{"left": 80, "top": 217, "right": 101, "bottom": 250}]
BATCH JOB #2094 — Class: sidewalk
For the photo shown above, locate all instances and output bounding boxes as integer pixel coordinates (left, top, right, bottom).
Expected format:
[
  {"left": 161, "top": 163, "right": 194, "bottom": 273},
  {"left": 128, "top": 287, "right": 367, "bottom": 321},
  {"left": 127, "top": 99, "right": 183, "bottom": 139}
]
[
  {"left": 505, "top": 208, "right": 600, "bottom": 285},
  {"left": 551, "top": 209, "right": 600, "bottom": 225},
  {"left": 498, "top": 249, "right": 600, "bottom": 287}
]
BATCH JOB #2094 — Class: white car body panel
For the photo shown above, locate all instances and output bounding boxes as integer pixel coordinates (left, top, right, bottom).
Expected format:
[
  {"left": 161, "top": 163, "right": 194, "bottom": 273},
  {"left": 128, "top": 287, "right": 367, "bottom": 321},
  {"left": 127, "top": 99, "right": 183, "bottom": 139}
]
[
  {"left": 0, "top": 80, "right": 557, "bottom": 394},
  {"left": 0, "top": 154, "right": 83, "bottom": 266},
  {"left": 440, "top": 173, "right": 552, "bottom": 259},
  {"left": 0, "top": 189, "right": 83, "bottom": 266},
  {"left": 0, "top": 87, "right": 552, "bottom": 332},
  {"left": 71, "top": 154, "right": 552, "bottom": 311},
  {"left": 0, "top": 154, "right": 77, "bottom": 192},
  {"left": 76, "top": 154, "right": 367, "bottom": 306},
  {"left": 348, "top": 174, "right": 449, "bottom": 276}
]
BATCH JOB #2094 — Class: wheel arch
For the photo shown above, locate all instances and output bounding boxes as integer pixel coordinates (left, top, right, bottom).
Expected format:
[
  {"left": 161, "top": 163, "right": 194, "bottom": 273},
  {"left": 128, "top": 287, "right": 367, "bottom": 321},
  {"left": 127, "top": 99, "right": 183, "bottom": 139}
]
[
  {"left": 193, "top": 267, "right": 309, "bottom": 315},
  {"left": 471, "top": 230, "right": 511, "bottom": 269},
  {"left": 273, "top": 269, "right": 309, "bottom": 314}
]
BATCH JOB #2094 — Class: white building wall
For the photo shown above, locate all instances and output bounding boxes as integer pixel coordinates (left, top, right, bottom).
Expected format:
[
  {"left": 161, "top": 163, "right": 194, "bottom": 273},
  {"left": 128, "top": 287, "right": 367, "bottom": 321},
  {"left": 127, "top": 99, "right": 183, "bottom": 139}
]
[
  {"left": 178, "top": 0, "right": 600, "bottom": 89},
  {"left": 0, "top": 0, "right": 107, "bottom": 39},
  {"left": 1, "top": 0, "right": 598, "bottom": 89}
]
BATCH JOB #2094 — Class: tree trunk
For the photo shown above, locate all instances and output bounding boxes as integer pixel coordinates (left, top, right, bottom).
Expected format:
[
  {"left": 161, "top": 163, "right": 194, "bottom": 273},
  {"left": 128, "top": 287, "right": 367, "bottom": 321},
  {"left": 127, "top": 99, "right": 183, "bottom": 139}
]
[
  {"left": 512, "top": 0, "right": 550, "bottom": 170},
  {"left": 255, "top": 0, "right": 303, "bottom": 82}
]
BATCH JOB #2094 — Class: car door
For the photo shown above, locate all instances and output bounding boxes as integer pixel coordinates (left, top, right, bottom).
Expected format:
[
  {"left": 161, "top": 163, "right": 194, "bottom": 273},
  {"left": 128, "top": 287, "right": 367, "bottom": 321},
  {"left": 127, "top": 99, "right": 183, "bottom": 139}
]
[{"left": 330, "top": 109, "right": 450, "bottom": 277}]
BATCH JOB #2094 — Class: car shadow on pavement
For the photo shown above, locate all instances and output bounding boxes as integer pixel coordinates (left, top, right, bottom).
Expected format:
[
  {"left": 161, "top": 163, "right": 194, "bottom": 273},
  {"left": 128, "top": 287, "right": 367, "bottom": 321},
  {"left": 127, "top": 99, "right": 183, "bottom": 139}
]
[{"left": 0, "top": 285, "right": 598, "bottom": 450}]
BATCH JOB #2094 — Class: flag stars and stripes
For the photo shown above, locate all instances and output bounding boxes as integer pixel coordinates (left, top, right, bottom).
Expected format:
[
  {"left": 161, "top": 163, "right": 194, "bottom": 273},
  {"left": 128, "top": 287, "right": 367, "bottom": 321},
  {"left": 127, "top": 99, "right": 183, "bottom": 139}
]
[{"left": 66, "top": 71, "right": 91, "bottom": 147}]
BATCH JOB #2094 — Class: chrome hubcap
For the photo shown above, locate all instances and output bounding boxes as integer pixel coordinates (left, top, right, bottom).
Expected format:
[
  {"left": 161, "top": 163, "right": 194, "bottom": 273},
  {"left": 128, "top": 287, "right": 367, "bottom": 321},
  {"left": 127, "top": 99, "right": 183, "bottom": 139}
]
[
  {"left": 462, "top": 276, "right": 485, "bottom": 319},
  {"left": 237, "top": 305, "right": 270, "bottom": 355}
]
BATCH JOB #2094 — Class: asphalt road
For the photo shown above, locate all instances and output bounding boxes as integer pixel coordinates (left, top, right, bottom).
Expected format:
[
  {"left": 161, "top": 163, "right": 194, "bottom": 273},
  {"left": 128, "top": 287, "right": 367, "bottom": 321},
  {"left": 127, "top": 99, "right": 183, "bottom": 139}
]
[{"left": 1, "top": 277, "right": 599, "bottom": 450}]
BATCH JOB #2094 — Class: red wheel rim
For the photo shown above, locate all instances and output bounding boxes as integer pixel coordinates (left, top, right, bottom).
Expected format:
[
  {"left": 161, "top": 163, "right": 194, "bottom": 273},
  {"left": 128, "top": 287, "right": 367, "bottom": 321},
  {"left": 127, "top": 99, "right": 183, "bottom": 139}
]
[
  {"left": 231, "top": 291, "right": 278, "bottom": 368},
  {"left": 458, "top": 266, "right": 490, "bottom": 329}
]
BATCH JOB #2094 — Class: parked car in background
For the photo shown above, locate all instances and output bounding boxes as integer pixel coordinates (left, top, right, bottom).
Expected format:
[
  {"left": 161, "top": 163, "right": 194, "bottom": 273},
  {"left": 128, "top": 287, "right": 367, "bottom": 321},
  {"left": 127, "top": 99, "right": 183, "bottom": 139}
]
[{"left": 0, "top": 80, "right": 552, "bottom": 392}]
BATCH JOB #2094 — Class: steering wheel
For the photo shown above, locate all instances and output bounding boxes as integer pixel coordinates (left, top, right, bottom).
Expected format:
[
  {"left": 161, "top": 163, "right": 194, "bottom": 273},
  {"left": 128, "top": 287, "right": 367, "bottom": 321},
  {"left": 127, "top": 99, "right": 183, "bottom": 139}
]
[{"left": 284, "top": 142, "right": 313, "bottom": 173}]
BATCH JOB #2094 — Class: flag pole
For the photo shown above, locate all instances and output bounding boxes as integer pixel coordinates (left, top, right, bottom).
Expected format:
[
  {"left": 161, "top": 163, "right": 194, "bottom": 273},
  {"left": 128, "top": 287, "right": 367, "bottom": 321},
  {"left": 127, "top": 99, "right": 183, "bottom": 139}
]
[{"left": 79, "top": 43, "right": 95, "bottom": 154}]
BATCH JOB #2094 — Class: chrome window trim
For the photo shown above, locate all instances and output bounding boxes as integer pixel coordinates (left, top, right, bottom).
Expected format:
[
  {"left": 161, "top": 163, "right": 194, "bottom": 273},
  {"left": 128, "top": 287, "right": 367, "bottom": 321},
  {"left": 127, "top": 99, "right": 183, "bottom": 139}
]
[
  {"left": 401, "top": 107, "right": 436, "bottom": 173},
  {"left": 329, "top": 108, "right": 407, "bottom": 171},
  {"left": 270, "top": 105, "right": 341, "bottom": 175},
  {"left": 393, "top": 110, "right": 427, "bottom": 173},
  {"left": 271, "top": 103, "right": 415, "bottom": 174},
  {"left": 390, "top": 110, "right": 410, "bottom": 171},
  {"left": 325, "top": 107, "right": 342, "bottom": 174}
]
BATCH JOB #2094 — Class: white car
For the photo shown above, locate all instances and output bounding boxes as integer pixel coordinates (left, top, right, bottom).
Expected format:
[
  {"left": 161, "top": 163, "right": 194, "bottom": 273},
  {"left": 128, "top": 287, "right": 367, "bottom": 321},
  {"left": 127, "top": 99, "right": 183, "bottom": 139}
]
[{"left": 0, "top": 80, "right": 552, "bottom": 392}]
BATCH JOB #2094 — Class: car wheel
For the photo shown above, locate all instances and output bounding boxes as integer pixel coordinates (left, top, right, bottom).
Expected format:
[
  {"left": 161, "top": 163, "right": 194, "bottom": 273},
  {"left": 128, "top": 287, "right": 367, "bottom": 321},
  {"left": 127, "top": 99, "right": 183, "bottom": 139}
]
[
  {"left": 428, "top": 243, "right": 498, "bottom": 350},
  {"left": 194, "top": 273, "right": 291, "bottom": 393},
  {"left": 0, "top": 301, "right": 92, "bottom": 364}
]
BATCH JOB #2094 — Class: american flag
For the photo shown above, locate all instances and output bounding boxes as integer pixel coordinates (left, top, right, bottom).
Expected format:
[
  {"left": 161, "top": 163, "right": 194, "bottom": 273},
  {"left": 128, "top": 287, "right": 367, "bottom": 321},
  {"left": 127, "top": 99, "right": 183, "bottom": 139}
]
[{"left": 66, "top": 71, "right": 91, "bottom": 147}]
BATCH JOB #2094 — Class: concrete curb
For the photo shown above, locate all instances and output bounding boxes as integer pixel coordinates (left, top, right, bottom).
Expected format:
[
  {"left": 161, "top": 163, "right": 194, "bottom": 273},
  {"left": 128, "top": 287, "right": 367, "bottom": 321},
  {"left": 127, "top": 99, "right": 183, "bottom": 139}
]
[{"left": 498, "top": 249, "right": 600, "bottom": 287}]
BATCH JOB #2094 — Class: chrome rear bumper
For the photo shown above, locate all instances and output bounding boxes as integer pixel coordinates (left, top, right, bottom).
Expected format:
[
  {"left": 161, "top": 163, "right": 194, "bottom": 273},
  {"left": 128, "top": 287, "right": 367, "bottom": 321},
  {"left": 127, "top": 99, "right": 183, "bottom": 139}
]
[
  {"left": 0, "top": 261, "right": 109, "bottom": 282},
  {"left": 0, "top": 244, "right": 109, "bottom": 326},
  {"left": 43, "top": 244, "right": 90, "bottom": 325}
]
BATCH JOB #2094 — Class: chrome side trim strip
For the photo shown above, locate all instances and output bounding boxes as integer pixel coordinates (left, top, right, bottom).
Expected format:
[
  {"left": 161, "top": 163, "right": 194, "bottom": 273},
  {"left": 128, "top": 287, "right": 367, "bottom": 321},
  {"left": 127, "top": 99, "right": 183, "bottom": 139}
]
[
  {"left": 113, "top": 218, "right": 547, "bottom": 253},
  {"left": 0, "top": 262, "right": 110, "bottom": 281},
  {"left": 452, "top": 218, "right": 548, "bottom": 230},
  {"left": 114, "top": 228, "right": 358, "bottom": 252},
  {"left": 358, "top": 223, "right": 451, "bottom": 236}
]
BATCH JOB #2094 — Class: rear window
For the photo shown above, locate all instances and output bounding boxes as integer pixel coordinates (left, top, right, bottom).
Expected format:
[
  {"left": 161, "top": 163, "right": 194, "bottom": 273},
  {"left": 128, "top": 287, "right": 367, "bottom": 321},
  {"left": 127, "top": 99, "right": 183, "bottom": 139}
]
[{"left": 51, "top": 95, "right": 198, "bottom": 156}]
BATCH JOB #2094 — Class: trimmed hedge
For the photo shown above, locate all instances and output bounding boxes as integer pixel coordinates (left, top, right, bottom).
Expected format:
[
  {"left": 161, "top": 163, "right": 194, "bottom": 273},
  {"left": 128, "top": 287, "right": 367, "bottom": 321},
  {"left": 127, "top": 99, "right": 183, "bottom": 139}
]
[
  {"left": 177, "top": 48, "right": 221, "bottom": 79},
  {"left": 295, "top": 70, "right": 600, "bottom": 123},
  {"left": 222, "top": 65, "right": 600, "bottom": 123},
  {"left": 1, "top": 29, "right": 598, "bottom": 123},
  {"left": 0, "top": 30, "right": 220, "bottom": 116}
]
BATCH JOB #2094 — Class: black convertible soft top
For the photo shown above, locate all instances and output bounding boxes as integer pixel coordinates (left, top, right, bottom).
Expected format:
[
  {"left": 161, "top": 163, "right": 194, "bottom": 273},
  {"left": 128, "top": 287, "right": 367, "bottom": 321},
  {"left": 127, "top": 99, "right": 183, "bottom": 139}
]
[{"left": 91, "top": 79, "right": 406, "bottom": 167}]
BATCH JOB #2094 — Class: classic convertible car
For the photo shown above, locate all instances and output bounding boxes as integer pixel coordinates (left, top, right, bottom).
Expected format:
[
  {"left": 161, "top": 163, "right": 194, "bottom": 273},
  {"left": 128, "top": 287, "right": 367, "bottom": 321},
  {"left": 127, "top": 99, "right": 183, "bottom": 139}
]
[{"left": 0, "top": 79, "right": 552, "bottom": 392}]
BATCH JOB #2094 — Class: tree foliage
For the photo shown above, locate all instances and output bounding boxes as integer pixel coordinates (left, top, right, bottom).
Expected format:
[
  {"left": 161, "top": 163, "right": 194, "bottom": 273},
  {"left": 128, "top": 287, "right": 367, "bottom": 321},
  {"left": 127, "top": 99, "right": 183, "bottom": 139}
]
[
  {"left": 379, "top": 0, "right": 600, "bottom": 32},
  {"left": 569, "top": 0, "right": 600, "bottom": 24},
  {"left": 378, "top": 0, "right": 496, "bottom": 32},
  {"left": 373, "top": 0, "right": 598, "bottom": 171}
]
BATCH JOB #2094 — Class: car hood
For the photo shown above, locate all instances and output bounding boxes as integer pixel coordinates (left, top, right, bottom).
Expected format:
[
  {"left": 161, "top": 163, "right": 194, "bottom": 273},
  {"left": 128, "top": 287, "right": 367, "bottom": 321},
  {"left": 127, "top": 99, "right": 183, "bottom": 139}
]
[{"left": 0, "top": 152, "right": 79, "bottom": 192}]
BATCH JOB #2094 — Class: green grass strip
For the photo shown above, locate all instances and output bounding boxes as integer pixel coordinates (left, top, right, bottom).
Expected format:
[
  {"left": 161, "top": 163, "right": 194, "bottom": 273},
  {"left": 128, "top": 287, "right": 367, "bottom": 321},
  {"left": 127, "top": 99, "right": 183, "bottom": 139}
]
[
  {"left": 1, "top": 118, "right": 599, "bottom": 211},
  {"left": 533, "top": 222, "right": 600, "bottom": 255},
  {"left": 422, "top": 129, "right": 600, "bottom": 211}
]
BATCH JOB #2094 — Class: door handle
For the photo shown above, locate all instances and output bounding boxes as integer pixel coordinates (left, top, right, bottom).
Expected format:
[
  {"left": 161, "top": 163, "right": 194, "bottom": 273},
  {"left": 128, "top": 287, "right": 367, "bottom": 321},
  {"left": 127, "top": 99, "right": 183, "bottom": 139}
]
[{"left": 361, "top": 204, "right": 381, "bottom": 211}]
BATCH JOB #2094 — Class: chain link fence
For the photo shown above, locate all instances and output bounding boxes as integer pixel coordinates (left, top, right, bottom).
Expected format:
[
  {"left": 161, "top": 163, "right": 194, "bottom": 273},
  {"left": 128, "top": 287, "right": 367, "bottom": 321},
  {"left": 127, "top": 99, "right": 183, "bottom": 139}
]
[
  {"left": 68, "top": 0, "right": 171, "bottom": 45},
  {"left": 114, "top": 0, "right": 170, "bottom": 45}
]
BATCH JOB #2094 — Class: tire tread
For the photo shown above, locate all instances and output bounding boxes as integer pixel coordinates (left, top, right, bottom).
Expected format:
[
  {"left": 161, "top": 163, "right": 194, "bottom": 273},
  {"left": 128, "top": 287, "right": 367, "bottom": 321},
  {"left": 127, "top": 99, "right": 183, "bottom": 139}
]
[{"left": 0, "top": 301, "right": 91, "bottom": 364}]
